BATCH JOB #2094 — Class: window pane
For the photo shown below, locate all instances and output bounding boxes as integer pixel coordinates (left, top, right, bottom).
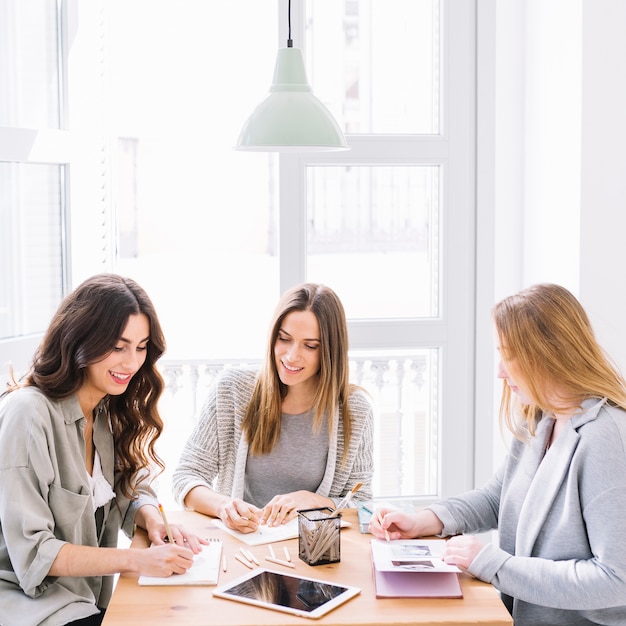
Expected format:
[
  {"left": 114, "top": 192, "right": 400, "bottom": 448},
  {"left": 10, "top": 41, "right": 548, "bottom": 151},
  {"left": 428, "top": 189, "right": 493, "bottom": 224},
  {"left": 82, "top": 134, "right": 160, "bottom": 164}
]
[
  {"left": 352, "top": 349, "right": 439, "bottom": 496},
  {"left": 0, "top": 0, "right": 61, "bottom": 128},
  {"left": 107, "top": 0, "right": 280, "bottom": 359},
  {"left": 0, "top": 163, "right": 65, "bottom": 339},
  {"left": 306, "top": 165, "right": 440, "bottom": 319},
  {"left": 305, "top": 0, "right": 441, "bottom": 134}
]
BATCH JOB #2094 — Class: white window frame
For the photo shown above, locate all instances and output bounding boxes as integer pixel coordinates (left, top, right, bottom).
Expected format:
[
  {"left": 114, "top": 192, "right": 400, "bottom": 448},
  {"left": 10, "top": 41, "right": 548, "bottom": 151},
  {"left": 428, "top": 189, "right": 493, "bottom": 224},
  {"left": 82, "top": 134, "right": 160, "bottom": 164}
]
[
  {"left": 1, "top": 0, "right": 480, "bottom": 498},
  {"left": 0, "top": 0, "right": 71, "bottom": 380},
  {"left": 281, "top": 0, "right": 477, "bottom": 499}
]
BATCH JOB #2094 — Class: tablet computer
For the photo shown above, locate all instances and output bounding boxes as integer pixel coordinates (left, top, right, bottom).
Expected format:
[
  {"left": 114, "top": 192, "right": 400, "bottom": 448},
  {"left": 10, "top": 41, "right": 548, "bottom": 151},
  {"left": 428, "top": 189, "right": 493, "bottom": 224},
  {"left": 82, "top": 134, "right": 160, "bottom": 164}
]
[{"left": 212, "top": 568, "right": 360, "bottom": 619}]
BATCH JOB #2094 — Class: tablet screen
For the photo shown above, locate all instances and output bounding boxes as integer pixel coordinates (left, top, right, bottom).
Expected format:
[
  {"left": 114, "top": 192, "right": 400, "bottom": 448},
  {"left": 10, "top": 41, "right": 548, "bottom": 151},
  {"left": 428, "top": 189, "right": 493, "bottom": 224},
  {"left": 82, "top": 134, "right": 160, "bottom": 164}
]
[{"left": 212, "top": 568, "right": 360, "bottom": 619}]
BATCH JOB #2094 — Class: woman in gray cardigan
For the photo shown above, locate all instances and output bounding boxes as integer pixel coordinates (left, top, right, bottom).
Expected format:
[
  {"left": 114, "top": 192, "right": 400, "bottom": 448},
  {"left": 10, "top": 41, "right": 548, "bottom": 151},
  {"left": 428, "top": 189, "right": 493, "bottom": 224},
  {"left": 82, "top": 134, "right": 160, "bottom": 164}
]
[
  {"left": 370, "top": 283, "right": 626, "bottom": 625},
  {"left": 172, "top": 283, "right": 374, "bottom": 534}
]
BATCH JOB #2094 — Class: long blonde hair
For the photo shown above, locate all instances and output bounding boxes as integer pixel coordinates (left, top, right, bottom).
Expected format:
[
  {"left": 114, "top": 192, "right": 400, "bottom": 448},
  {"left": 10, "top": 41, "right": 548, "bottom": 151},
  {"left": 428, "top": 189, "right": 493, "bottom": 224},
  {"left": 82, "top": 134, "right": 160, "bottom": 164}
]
[
  {"left": 241, "top": 283, "right": 355, "bottom": 463},
  {"left": 493, "top": 283, "right": 626, "bottom": 439}
]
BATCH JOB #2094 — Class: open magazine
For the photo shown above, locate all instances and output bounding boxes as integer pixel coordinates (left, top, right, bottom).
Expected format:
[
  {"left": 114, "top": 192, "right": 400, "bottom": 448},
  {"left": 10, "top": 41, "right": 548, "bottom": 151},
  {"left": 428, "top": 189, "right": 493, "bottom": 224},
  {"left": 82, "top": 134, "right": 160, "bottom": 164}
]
[{"left": 370, "top": 539, "right": 462, "bottom": 598}]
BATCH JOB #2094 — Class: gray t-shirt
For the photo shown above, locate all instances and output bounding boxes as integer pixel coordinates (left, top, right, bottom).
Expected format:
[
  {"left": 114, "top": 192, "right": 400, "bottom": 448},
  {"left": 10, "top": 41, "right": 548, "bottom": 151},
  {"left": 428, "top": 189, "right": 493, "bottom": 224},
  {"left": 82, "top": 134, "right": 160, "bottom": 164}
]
[{"left": 243, "top": 410, "right": 329, "bottom": 507}]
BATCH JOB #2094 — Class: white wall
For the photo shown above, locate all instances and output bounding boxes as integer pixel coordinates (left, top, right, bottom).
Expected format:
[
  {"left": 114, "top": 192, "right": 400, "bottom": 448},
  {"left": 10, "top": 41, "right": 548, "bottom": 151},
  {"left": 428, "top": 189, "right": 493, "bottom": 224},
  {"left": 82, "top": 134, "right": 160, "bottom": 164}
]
[
  {"left": 476, "top": 0, "right": 626, "bottom": 483},
  {"left": 579, "top": 0, "right": 626, "bottom": 373}
]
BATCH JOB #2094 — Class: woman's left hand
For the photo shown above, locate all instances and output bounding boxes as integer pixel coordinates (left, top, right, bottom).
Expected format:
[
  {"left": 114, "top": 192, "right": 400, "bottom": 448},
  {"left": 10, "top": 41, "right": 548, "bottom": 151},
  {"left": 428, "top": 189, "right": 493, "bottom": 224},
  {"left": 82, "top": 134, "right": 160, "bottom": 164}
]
[
  {"left": 441, "top": 534, "right": 485, "bottom": 570},
  {"left": 148, "top": 523, "right": 208, "bottom": 553},
  {"left": 138, "top": 504, "right": 209, "bottom": 552},
  {"left": 260, "top": 491, "right": 333, "bottom": 527}
]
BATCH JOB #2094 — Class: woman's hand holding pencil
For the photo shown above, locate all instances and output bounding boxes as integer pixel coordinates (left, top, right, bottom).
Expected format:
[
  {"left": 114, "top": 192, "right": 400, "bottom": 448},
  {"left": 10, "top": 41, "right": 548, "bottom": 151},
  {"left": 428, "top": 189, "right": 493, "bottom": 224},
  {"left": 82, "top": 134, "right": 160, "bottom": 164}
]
[{"left": 368, "top": 507, "right": 445, "bottom": 541}]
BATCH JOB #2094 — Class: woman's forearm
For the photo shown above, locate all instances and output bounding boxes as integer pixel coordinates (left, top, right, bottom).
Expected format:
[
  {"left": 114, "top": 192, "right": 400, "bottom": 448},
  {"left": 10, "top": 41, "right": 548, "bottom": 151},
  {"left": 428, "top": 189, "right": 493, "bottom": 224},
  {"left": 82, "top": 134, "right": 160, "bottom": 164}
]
[{"left": 184, "top": 484, "right": 231, "bottom": 518}]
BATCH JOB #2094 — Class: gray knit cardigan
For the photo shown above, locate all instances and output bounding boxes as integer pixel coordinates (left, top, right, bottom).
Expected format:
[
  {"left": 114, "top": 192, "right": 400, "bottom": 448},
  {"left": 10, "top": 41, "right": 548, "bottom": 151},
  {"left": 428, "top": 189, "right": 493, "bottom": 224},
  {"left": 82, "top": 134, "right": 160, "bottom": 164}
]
[{"left": 172, "top": 367, "right": 374, "bottom": 507}]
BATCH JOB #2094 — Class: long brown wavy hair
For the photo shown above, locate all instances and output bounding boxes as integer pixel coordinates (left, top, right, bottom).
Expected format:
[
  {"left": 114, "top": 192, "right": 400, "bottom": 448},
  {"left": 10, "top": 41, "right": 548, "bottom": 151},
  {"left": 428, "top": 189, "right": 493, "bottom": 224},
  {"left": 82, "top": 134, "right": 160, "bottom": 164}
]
[
  {"left": 7, "top": 273, "right": 166, "bottom": 498},
  {"left": 494, "top": 283, "right": 626, "bottom": 440},
  {"left": 241, "top": 283, "right": 356, "bottom": 464}
]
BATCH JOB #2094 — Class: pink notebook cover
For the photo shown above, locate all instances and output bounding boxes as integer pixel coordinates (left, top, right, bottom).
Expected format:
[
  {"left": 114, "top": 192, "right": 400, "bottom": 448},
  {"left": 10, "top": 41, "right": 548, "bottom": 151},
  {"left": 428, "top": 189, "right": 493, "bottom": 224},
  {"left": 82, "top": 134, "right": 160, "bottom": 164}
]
[{"left": 372, "top": 568, "right": 463, "bottom": 599}]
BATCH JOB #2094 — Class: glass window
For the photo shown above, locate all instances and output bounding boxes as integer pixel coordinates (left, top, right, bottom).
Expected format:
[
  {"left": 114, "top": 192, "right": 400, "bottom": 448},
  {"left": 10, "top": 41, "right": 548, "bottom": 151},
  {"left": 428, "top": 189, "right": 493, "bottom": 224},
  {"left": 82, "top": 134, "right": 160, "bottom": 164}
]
[
  {"left": 352, "top": 349, "right": 439, "bottom": 496},
  {"left": 305, "top": 0, "right": 441, "bottom": 134},
  {"left": 0, "top": 0, "right": 61, "bottom": 129},
  {"left": 107, "top": 0, "right": 281, "bottom": 359},
  {"left": 0, "top": 163, "right": 66, "bottom": 340},
  {"left": 306, "top": 165, "right": 440, "bottom": 319}
]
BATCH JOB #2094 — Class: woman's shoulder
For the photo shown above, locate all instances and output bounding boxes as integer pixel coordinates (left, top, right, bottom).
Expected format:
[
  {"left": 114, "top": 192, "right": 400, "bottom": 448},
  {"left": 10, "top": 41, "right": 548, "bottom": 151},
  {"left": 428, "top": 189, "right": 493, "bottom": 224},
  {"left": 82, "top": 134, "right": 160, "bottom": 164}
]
[
  {"left": 213, "top": 366, "right": 259, "bottom": 396},
  {"left": 0, "top": 387, "right": 79, "bottom": 434},
  {"left": 216, "top": 365, "right": 258, "bottom": 384},
  {"left": 346, "top": 385, "right": 374, "bottom": 415},
  {"left": 1, "top": 385, "right": 50, "bottom": 413}
]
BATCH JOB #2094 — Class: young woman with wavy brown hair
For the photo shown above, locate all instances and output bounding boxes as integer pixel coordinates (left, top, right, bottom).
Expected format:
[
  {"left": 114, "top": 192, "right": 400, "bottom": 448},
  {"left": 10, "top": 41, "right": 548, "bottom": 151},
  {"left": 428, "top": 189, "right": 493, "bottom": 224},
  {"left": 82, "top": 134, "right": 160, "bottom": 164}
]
[
  {"left": 172, "top": 283, "right": 374, "bottom": 534},
  {"left": 0, "top": 274, "right": 205, "bottom": 626}
]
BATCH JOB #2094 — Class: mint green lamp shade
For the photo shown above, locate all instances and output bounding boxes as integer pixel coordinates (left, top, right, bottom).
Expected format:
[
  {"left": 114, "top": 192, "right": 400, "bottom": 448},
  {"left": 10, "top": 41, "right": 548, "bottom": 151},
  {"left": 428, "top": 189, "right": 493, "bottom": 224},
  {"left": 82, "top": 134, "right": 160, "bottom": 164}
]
[{"left": 235, "top": 47, "right": 350, "bottom": 152}]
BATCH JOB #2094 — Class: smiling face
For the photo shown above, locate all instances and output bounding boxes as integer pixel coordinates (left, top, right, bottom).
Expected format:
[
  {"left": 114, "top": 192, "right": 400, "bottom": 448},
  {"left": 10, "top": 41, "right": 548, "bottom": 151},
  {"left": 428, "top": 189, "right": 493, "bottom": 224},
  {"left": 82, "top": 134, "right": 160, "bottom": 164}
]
[
  {"left": 274, "top": 310, "right": 321, "bottom": 395},
  {"left": 78, "top": 313, "right": 150, "bottom": 413}
]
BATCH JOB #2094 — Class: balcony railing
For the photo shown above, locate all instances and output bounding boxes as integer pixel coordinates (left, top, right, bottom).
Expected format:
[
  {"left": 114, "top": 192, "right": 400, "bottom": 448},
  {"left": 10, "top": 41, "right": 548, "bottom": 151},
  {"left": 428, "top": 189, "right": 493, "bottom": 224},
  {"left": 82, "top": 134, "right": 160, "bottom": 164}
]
[{"left": 155, "top": 352, "right": 438, "bottom": 509}]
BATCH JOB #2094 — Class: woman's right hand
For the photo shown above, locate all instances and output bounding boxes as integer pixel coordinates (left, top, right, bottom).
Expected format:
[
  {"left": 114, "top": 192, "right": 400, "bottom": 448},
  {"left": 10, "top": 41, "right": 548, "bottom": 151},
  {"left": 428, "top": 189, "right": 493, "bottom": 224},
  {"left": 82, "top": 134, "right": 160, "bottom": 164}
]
[
  {"left": 369, "top": 508, "right": 444, "bottom": 540},
  {"left": 134, "top": 544, "right": 195, "bottom": 577},
  {"left": 218, "top": 497, "right": 262, "bottom": 533}
]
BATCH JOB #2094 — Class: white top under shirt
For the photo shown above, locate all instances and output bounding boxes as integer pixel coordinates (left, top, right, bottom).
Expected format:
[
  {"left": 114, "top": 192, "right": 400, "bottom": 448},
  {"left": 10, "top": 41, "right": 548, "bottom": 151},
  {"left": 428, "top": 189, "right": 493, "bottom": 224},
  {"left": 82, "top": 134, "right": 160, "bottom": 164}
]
[
  {"left": 88, "top": 450, "right": 116, "bottom": 511},
  {"left": 243, "top": 410, "right": 329, "bottom": 508}
]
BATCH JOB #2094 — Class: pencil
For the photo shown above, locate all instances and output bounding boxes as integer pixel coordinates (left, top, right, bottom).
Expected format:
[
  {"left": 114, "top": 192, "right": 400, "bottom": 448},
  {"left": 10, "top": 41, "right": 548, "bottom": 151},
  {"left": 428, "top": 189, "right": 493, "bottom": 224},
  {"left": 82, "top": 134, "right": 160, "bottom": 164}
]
[
  {"left": 376, "top": 510, "right": 390, "bottom": 542},
  {"left": 222, "top": 555, "right": 227, "bottom": 572},
  {"left": 265, "top": 555, "right": 295, "bottom": 569},
  {"left": 283, "top": 546, "right": 291, "bottom": 562},
  {"left": 239, "top": 547, "right": 254, "bottom": 565},
  {"left": 244, "top": 548, "right": 260, "bottom": 565},
  {"left": 268, "top": 544, "right": 276, "bottom": 558},
  {"left": 158, "top": 503, "right": 174, "bottom": 544},
  {"left": 234, "top": 554, "right": 254, "bottom": 569}
]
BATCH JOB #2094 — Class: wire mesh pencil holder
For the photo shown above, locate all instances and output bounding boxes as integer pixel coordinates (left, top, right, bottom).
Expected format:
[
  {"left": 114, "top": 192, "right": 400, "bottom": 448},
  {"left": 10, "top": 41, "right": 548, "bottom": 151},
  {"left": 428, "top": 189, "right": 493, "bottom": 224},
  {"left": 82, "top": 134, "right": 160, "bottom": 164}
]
[{"left": 298, "top": 507, "right": 341, "bottom": 566}]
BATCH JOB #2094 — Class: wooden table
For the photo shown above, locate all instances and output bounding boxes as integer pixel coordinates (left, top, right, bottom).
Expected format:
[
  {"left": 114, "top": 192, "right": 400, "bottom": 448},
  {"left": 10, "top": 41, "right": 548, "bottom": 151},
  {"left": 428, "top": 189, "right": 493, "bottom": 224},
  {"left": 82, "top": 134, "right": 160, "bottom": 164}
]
[{"left": 102, "top": 509, "right": 513, "bottom": 625}]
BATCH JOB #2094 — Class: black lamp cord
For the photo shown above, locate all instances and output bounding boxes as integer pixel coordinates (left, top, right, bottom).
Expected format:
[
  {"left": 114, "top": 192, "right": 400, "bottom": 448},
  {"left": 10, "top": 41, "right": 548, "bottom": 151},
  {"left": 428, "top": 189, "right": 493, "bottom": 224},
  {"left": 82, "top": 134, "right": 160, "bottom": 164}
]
[{"left": 287, "top": 0, "right": 293, "bottom": 47}]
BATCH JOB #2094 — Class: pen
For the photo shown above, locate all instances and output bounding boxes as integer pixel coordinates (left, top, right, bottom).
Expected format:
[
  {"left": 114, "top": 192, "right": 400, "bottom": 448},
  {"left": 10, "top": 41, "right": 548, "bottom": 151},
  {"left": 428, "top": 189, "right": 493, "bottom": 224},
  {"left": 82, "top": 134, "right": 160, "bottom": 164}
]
[
  {"left": 268, "top": 544, "right": 276, "bottom": 558},
  {"left": 158, "top": 503, "right": 174, "bottom": 544},
  {"left": 283, "top": 546, "right": 291, "bottom": 562},
  {"left": 222, "top": 555, "right": 228, "bottom": 572}
]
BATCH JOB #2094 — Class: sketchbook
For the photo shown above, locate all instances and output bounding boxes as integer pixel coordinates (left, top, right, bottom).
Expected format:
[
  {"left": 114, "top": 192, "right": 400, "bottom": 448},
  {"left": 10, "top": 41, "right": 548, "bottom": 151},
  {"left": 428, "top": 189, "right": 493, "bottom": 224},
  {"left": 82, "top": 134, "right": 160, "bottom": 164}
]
[
  {"left": 213, "top": 517, "right": 351, "bottom": 547},
  {"left": 370, "top": 539, "right": 462, "bottom": 598},
  {"left": 138, "top": 538, "right": 223, "bottom": 586}
]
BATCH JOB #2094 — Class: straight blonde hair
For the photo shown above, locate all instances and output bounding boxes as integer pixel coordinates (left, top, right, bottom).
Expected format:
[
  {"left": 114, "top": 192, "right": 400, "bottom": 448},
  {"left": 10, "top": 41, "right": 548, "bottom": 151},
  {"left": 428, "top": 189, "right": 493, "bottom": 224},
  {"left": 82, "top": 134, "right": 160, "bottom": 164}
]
[
  {"left": 241, "top": 283, "right": 356, "bottom": 463},
  {"left": 493, "top": 283, "right": 626, "bottom": 440}
]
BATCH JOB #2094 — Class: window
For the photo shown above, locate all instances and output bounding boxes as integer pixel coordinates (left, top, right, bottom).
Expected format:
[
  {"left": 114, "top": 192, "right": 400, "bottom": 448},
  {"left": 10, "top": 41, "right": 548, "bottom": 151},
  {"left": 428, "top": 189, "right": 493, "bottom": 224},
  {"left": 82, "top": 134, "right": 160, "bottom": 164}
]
[
  {"left": 289, "top": 0, "right": 476, "bottom": 498},
  {"left": 1, "top": 0, "right": 476, "bottom": 506},
  {"left": 0, "top": 0, "right": 70, "bottom": 377}
]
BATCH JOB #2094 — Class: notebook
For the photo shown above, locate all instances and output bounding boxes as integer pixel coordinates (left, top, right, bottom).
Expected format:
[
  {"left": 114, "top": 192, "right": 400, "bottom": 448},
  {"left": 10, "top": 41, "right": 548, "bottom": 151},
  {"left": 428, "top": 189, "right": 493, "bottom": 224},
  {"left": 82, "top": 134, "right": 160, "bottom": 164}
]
[
  {"left": 370, "top": 539, "right": 462, "bottom": 598},
  {"left": 138, "top": 538, "right": 223, "bottom": 586},
  {"left": 213, "top": 517, "right": 351, "bottom": 546}
]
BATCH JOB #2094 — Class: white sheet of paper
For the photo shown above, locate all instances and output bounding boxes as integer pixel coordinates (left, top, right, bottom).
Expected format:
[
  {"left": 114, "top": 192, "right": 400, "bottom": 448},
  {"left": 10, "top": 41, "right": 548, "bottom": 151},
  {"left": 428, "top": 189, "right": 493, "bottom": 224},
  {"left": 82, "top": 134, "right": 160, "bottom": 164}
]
[
  {"left": 138, "top": 539, "right": 223, "bottom": 585},
  {"left": 213, "top": 518, "right": 351, "bottom": 546}
]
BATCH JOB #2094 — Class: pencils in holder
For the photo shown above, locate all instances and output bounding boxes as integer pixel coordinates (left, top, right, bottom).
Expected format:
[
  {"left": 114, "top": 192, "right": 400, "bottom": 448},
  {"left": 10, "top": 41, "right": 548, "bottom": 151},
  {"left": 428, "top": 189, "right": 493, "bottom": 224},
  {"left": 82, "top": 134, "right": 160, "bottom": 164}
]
[{"left": 158, "top": 503, "right": 174, "bottom": 544}]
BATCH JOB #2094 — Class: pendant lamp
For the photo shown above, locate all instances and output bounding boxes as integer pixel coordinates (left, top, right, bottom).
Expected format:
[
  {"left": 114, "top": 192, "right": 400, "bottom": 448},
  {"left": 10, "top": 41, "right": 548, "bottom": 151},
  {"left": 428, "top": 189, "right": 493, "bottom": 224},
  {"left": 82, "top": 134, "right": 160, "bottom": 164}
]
[{"left": 235, "top": 1, "right": 349, "bottom": 152}]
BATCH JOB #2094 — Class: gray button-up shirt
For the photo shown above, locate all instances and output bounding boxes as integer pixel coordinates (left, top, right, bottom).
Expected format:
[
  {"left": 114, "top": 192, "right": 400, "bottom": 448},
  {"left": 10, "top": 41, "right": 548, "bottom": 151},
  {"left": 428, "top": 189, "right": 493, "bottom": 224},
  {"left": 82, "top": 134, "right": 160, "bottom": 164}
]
[{"left": 0, "top": 386, "right": 158, "bottom": 626}]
